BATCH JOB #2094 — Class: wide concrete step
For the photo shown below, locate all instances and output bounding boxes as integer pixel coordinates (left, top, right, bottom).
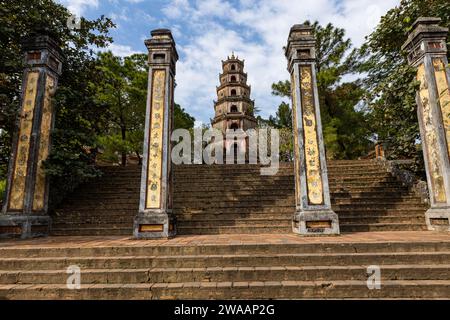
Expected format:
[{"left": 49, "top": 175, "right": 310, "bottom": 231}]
[
  {"left": 332, "top": 204, "right": 428, "bottom": 210},
  {"left": 1, "top": 280, "right": 449, "bottom": 299},
  {"left": 176, "top": 219, "right": 291, "bottom": 228},
  {"left": 339, "top": 216, "right": 425, "bottom": 224},
  {"left": 1, "top": 252, "right": 449, "bottom": 270},
  {"left": 340, "top": 223, "right": 428, "bottom": 232},
  {"left": 177, "top": 226, "right": 291, "bottom": 235},
  {"left": 3, "top": 241, "right": 450, "bottom": 258},
  {"left": 50, "top": 228, "right": 132, "bottom": 236},
  {"left": 1, "top": 264, "right": 449, "bottom": 285}
]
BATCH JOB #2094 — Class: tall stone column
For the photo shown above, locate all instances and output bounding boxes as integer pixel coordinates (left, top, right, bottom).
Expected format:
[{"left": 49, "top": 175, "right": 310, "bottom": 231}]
[
  {"left": 134, "top": 29, "right": 178, "bottom": 239},
  {"left": 402, "top": 17, "right": 450, "bottom": 231},
  {"left": 0, "top": 34, "right": 63, "bottom": 239},
  {"left": 285, "top": 24, "right": 340, "bottom": 235}
]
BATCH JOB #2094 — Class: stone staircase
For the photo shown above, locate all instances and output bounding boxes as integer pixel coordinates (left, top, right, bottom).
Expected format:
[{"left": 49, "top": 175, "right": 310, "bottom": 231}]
[
  {"left": 50, "top": 160, "right": 428, "bottom": 236},
  {"left": 0, "top": 237, "right": 449, "bottom": 299}
]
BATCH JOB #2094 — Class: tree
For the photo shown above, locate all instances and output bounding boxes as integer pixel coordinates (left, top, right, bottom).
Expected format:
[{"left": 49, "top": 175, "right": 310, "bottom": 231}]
[
  {"left": 0, "top": 0, "right": 115, "bottom": 206},
  {"left": 174, "top": 103, "right": 195, "bottom": 130},
  {"left": 359, "top": 0, "right": 450, "bottom": 172},
  {"left": 270, "top": 21, "right": 372, "bottom": 159},
  {"left": 268, "top": 102, "right": 292, "bottom": 129},
  {"left": 93, "top": 52, "right": 148, "bottom": 166}
]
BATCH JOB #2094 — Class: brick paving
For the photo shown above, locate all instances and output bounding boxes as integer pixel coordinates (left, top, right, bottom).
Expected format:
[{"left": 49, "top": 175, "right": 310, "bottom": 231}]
[{"left": 1, "top": 231, "right": 450, "bottom": 249}]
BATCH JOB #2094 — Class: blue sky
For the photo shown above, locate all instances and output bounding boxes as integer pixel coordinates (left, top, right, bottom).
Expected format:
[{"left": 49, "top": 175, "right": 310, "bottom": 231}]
[{"left": 58, "top": 0, "right": 399, "bottom": 124}]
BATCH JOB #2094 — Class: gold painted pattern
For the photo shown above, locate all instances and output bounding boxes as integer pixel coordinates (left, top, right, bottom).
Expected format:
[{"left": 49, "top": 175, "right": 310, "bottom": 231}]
[
  {"left": 146, "top": 70, "right": 166, "bottom": 209},
  {"left": 8, "top": 71, "right": 39, "bottom": 210},
  {"left": 291, "top": 72, "right": 302, "bottom": 204},
  {"left": 33, "top": 75, "right": 55, "bottom": 211},
  {"left": 417, "top": 63, "right": 447, "bottom": 203},
  {"left": 433, "top": 58, "right": 450, "bottom": 158},
  {"left": 300, "top": 66, "right": 324, "bottom": 205}
]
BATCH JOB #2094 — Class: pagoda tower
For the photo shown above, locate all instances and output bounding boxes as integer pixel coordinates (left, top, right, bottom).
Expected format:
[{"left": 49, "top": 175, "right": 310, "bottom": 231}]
[{"left": 211, "top": 53, "right": 257, "bottom": 133}]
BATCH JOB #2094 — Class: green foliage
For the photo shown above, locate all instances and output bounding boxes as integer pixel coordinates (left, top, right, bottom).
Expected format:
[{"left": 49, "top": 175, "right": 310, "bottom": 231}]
[
  {"left": 360, "top": 0, "right": 450, "bottom": 174},
  {"left": 174, "top": 103, "right": 195, "bottom": 130},
  {"left": 0, "top": 0, "right": 115, "bottom": 207},
  {"left": 0, "top": 179, "right": 6, "bottom": 202},
  {"left": 268, "top": 102, "right": 292, "bottom": 130},
  {"left": 93, "top": 52, "right": 148, "bottom": 166},
  {"left": 270, "top": 21, "right": 372, "bottom": 160}
]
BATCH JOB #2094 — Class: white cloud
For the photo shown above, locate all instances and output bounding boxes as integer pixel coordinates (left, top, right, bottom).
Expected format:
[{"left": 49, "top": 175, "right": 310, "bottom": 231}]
[
  {"left": 99, "top": 43, "right": 139, "bottom": 57},
  {"left": 162, "top": 0, "right": 399, "bottom": 123},
  {"left": 58, "top": 0, "right": 99, "bottom": 16}
]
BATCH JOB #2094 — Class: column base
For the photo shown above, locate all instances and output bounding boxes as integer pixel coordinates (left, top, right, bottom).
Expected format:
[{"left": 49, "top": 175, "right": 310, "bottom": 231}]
[
  {"left": 133, "top": 211, "right": 176, "bottom": 239},
  {"left": 425, "top": 207, "right": 450, "bottom": 232},
  {"left": 0, "top": 215, "right": 51, "bottom": 239},
  {"left": 292, "top": 209, "right": 340, "bottom": 236}
]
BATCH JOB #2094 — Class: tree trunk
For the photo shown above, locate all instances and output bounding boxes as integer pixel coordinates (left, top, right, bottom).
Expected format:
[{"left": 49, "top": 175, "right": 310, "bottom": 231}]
[
  {"left": 121, "top": 125, "right": 127, "bottom": 166},
  {"left": 136, "top": 150, "right": 142, "bottom": 165}
]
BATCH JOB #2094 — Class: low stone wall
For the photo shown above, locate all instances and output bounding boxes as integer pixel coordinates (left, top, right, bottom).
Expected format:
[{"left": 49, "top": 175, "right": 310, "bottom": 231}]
[{"left": 374, "top": 158, "right": 429, "bottom": 205}]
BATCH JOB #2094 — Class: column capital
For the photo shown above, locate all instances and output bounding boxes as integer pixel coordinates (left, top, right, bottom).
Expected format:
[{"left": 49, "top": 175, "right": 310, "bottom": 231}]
[
  {"left": 21, "top": 33, "right": 64, "bottom": 76},
  {"left": 145, "top": 29, "right": 179, "bottom": 74},
  {"left": 402, "top": 17, "right": 448, "bottom": 66},
  {"left": 285, "top": 24, "right": 316, "bottom": 72}
]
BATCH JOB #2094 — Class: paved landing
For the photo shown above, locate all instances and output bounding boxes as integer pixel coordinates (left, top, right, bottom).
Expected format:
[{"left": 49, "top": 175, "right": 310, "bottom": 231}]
[{"left": 1, "top": 231, "right": 450, "bottom": 249}]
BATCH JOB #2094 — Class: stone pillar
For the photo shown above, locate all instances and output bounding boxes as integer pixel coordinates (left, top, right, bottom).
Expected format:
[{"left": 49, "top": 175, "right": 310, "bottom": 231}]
[
  {"left": 402, "top": 17, "right": 450, "bottom": 231},
  {"left": 0, "top": 34, "right": 63, "bottom": 239},
  {"left": 134, "top": 29, "right": 178, "bottom": 239},
  {"left": 285, "top": 24, "right": 340, "bottom": 235}
]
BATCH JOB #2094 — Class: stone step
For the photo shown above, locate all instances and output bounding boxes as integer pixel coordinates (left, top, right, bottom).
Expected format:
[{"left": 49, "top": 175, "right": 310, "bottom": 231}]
[
  {"left": 332, "top": 204, "right": 428, "bottom": 210},
  {"left": 335, "top": 209, "right": 427, "bottom": 215},
  {"left": 1, "top": 252, "right": 449, "bottom": 270},
  {"left": 175, "top": 170, "right": 392, "bottom": 178},
  {"left": 1, "top": 280, "right": 449, "bottom": 299},
  {"left": 2, "top": 241, "right": 450, "bottom": 258},
  {"left": 173, "top": 182, "right": 405, "bottom": 189},
  {"left": 52, "top": 222, "right": 133, "bottom": 229},
  {"left": 50, "top": 228, "right": 132, "bottom": 236},
  {"left": 172, "top": 176, "right": 398, "bottom": 184},
  {"left": 1, "top": 264, "right": 448, "bottom": 285},
  {"left": 340, "top": 223, "right": 428, "bottom": 232},
  {"left": 339, "top": 216, "right": 425, "bottom": 224},
  {"left": 70, "top": 185, "right": 409, "bottom": 194},
  {"left": 177, "top": 226, "right": 291, "bottom": 234},
  {"left": 173, "top": 206, "right": 427, "bottom": 215},
  {"left": 176, "top": 218, "right": 291, "bottom": 227},
  {"left": 58, "top": 197, "right": 423, "bottom": 208}
]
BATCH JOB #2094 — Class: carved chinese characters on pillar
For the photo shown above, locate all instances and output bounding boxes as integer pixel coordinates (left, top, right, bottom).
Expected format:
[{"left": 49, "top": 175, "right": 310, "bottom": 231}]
[
  {"left": 299, "top": 66, "right": 324, "bottom": 205},
  {"left": 8, "top": 71, "right": 39, "bottom": 210},
  {"left": 432, "top": 58, "right": 450, "bottom": 158},
  {"left": 417, "top": 63, "right": 447, "bottom": 203},
  {"left": 33, "top": 75, "right": 55, "bottom": 211},
  {"left": 291, "top": 73, "right": 302, "bottom": 204},
  {"left": 146, "top": 69, "right": 166, "bottom": 209}
]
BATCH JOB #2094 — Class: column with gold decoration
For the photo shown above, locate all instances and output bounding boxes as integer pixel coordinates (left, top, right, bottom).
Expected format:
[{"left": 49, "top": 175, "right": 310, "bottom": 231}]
[
  {"left": 0, "top": 34, "right": 63, "bottom": 239},
  {"left": 134, "top": 29, "right": 178, "bottom": 238},
  {"left": 402, "top": 17, "right": 450, "bottom": 231},
  {"left": 285, "top": 24, "right": 339, "bottom": 235}
]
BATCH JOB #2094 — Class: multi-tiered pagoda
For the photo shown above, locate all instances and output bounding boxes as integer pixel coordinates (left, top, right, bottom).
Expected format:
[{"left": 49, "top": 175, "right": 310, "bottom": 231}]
[{"left": 211, "top": 53, "right": 257, "bottom": 133}]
